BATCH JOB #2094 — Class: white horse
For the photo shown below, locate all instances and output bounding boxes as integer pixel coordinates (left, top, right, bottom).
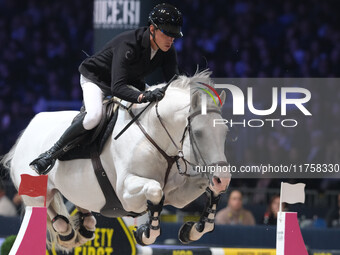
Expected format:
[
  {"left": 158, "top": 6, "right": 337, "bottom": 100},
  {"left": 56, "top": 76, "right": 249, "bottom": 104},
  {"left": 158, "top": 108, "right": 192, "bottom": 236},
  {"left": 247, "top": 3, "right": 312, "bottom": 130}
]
[{"left": 1, "top": 71, "right": 230, "bottom": 250}]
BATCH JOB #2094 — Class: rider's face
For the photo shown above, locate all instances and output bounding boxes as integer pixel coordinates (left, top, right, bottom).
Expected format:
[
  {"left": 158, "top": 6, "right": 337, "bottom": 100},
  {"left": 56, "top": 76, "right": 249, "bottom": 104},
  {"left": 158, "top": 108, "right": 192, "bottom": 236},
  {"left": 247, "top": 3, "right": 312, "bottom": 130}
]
[{"left": 150, "top": 25, "right": 175, "bottom": 52}]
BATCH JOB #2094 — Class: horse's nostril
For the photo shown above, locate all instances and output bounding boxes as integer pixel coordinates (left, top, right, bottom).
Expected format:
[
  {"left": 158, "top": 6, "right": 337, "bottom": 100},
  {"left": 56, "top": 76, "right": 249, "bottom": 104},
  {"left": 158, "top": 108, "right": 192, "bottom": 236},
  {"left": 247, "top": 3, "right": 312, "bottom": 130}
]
[{"left": 214, "top": 177, "right": 221, "bottom": 184}]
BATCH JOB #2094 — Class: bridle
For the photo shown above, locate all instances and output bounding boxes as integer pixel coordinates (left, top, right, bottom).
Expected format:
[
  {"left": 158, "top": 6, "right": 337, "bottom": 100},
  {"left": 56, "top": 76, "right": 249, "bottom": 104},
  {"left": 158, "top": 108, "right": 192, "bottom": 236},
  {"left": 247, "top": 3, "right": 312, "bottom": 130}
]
[
  {"left": 122, "top": 100, "right": 228, "bottom": 188},
  {"left": 156, "top": 103, "right": 223, "bottom": 169}
]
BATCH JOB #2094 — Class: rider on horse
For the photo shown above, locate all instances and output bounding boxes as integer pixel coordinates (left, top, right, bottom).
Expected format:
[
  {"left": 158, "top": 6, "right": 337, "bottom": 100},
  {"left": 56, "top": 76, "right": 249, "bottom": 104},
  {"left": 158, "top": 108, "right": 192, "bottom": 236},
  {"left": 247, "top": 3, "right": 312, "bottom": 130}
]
[{"left": 29, "top": 3, "right": 183, "bottom": 175}]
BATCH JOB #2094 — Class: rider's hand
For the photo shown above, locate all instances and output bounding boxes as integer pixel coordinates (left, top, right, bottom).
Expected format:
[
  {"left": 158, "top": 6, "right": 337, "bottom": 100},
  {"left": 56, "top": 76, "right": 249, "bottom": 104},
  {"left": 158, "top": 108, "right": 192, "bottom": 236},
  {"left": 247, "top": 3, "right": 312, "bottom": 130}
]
[{"left": 140, "top": 88, "right": 165, "bottom": 103}]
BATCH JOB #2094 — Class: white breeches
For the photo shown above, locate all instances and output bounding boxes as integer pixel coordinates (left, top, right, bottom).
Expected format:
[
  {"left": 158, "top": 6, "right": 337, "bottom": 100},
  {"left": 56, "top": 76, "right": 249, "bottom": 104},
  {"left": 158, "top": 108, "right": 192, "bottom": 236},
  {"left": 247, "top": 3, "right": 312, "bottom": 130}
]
[{"left": 80, "top": 75, "right": 104, "bottom": 130}]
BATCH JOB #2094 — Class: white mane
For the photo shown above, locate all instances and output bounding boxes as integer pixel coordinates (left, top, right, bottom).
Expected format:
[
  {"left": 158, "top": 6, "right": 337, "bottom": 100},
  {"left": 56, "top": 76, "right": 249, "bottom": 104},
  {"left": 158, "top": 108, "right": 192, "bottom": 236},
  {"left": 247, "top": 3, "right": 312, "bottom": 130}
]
[
  {"left": 169, "top": 69, "right": 214, "bottom": 90},
  {"left": 142, "top": 69, "right": 219, "bottom": 110}
]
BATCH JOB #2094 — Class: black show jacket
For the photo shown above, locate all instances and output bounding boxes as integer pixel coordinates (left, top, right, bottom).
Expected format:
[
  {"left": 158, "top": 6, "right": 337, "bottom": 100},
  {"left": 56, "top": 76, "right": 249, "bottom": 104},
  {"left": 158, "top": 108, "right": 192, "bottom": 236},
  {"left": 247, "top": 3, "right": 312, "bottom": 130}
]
[{"left": 79, "top": 27, "right": 179, "bottom": 103}]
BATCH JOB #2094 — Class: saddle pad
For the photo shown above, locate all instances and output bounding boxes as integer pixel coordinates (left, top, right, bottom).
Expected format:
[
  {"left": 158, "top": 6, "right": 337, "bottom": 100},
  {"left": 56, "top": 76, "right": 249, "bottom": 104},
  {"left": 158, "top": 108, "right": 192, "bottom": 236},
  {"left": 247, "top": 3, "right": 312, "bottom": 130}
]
[
  {"left": 58, "top": 99, "right": 119, "bottom": 161},
  {"left": 58, "top": 98, "right": 144, "bottom": 218}
]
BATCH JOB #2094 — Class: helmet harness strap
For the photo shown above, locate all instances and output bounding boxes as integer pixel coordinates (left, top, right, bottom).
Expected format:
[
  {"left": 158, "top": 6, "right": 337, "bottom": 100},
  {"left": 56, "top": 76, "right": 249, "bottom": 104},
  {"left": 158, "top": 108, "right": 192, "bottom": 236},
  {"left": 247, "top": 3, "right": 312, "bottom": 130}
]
[{"left": 149, "top": 20, "right": 165, "bottom": 52}]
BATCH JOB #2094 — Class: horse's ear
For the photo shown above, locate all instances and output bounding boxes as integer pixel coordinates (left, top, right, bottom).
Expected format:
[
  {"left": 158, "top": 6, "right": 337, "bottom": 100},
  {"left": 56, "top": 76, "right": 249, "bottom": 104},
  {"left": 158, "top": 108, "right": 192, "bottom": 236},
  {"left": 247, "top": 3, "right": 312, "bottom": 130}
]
[
  {"left": 191, "top": 91, "right": 200, "bottom": 110},
  {"left": 218, "top": 90, "right": 226, "bottom": 107}
]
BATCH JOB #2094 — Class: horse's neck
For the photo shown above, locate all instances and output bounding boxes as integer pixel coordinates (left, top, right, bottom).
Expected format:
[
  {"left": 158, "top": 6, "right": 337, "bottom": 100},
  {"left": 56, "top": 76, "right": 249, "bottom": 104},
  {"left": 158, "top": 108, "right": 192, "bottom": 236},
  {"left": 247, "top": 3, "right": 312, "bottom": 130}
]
[
  {"left": 141, "top": 89, "right": 190, "bottom": 155},
  {"left": 109, "top": 89, "right": 189, "bottom": 156}
]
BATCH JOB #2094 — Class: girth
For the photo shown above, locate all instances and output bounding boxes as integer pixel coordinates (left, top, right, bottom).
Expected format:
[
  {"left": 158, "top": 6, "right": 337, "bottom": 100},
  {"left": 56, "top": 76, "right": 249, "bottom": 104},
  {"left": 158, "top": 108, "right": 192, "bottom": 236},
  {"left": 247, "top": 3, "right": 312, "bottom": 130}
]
[
  {"left": 87, "top": 99, "right": 142, "bottom": 218},
  {"left": 90, "top": 148, "right": 142, "bottom": 218}
]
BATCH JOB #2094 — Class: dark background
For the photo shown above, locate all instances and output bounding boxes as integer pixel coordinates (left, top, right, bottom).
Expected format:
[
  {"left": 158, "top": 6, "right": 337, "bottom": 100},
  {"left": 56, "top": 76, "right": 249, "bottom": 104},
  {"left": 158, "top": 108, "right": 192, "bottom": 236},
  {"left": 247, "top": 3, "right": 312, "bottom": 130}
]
[{"left": 0, "top": 0, "right": 339, "bottom": 219}]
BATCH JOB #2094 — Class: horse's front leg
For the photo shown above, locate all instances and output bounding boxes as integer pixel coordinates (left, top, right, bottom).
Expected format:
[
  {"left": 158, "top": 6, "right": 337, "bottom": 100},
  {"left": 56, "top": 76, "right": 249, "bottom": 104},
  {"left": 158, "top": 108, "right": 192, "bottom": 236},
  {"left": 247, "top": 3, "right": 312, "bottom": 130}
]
[
  {"left": 73, "top": 207, "right": 96, "bottom": 246},
  {"left": 178, "top": 187, "right": 222, "bottom": 244},
  {"left": 134, "top": 195, "right": 164, "bottom": 246},
  {"left": 121, "top": 174, "right": 164, "bottom": 246}
]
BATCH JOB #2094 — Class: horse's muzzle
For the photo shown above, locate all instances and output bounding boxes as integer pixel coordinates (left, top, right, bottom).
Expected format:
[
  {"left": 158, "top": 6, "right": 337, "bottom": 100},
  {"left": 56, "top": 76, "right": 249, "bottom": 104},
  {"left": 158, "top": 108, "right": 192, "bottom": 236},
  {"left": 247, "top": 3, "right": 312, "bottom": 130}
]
[
  {"left": 207, "top": 161, "right": 231, "bottom": 179},
  {"left": 206, "top": 161, "right": 231, "bottom": 194}
]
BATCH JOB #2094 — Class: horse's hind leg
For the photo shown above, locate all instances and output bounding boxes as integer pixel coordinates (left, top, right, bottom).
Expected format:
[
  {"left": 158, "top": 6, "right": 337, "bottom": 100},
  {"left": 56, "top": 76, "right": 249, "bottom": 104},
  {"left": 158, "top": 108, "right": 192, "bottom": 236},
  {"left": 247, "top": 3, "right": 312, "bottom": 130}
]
[
  {"left": 47, "top": 204, "right": 96, "bottom": 249},
  {"left": 47, "top": 204, "right": 77, "bottom": 249},
  {"left": 73, "top": 207, "right": 96, "bottom": 246}
]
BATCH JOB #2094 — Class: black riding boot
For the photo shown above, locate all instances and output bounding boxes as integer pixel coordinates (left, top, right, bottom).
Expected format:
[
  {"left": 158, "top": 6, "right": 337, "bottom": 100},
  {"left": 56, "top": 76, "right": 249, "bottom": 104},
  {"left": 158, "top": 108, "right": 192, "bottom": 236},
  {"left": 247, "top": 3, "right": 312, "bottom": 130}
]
[{"left": 29, "top": 118, "right": 88, "bottom": 175}]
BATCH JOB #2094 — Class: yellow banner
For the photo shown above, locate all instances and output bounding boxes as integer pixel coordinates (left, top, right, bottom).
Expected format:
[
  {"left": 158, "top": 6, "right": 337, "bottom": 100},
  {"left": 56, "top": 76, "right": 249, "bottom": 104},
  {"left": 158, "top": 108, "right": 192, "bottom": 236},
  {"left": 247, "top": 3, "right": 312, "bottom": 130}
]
[{"left": 222, "top": 248, "right": 276, "bottom": 255}]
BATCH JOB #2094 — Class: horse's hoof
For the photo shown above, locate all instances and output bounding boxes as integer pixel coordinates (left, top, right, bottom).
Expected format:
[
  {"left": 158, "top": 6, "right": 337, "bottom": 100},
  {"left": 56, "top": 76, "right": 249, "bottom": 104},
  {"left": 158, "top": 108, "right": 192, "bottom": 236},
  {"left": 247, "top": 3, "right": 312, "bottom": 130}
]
[
  {"left": 76, "top": 226, "right": 95, "bottom": 246},
  {"left": 56, "top": 224, "right": 77, "bottom": 249},
  {"left": 133, "top": 224, "right": 150, "bottom": 246},
  {"left": 178, "top": 221, "right": 195, "bottom": 244}
]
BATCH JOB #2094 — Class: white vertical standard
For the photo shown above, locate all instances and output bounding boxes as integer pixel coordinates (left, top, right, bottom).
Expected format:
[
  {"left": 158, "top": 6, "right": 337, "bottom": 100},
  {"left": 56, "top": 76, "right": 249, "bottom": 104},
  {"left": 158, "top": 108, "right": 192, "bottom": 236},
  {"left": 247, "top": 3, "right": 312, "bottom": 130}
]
[
  {"left": 276, "top": 182, "right": 285, "bottom": 255},
  {"left": 276, "top": 182, "right": 306, "bottom": 255},
  {"left": 276, "top": 213, "right": 286, "bottom": 255}
]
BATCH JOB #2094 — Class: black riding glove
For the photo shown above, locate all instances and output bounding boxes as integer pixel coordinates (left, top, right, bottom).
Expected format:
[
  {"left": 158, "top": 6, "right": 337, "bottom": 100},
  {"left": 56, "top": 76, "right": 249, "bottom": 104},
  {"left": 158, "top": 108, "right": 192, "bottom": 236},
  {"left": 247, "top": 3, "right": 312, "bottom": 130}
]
[{"left": 141, "top": 88, "right": 165, "bottom": 103}]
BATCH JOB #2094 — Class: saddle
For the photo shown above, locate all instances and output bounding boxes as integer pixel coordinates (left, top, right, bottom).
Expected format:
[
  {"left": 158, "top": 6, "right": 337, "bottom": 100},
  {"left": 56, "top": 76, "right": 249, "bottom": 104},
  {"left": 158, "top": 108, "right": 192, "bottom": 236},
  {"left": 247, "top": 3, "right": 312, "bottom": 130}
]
[
  {"left": 59, "top": 98, "right": 142, "bottom": 218},
  {"left": 58, "top": 98, "right": 118, "bottom": 161}
]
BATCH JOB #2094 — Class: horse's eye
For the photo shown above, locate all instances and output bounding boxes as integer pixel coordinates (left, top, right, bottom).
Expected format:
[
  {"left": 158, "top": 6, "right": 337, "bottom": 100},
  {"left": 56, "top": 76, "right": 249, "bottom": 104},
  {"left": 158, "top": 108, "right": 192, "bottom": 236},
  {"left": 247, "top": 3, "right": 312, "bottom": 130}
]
[{"left": 194, "top": 130, "right": 203, "bottom": 138}]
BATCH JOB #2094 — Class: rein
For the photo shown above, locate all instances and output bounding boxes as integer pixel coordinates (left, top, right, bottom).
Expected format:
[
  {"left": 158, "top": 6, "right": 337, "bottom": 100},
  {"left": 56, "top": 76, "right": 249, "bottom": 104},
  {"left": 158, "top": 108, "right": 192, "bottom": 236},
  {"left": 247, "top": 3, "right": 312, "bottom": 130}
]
[
  {"left": 137, "top": 99, "right": 223, "bottom": 186},
  {"left": 114, "top": 74, "right": 178, "bottom": 140},
  {"left": 117, "top": 91, "right": 224, "bottom": 188},
  {"left": 128, "top": 109, "right": 176, "bottom": 188}
]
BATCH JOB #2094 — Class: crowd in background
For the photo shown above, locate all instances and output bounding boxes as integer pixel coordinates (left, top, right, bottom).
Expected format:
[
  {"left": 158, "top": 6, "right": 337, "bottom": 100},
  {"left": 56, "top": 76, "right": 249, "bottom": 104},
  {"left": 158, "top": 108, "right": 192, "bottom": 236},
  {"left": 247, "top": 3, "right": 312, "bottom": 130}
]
[
  {"left": 173, "top": 0, "right": 340, "bottom": 191},
  {"left": 0, "top": 0, "right": 92, "bottom": 155},
  {"left": 0, "top": 0, "right": 339, "bottom": 219},
  {"left": 175, "top": 0, "right": 340, "bottom": 77}
]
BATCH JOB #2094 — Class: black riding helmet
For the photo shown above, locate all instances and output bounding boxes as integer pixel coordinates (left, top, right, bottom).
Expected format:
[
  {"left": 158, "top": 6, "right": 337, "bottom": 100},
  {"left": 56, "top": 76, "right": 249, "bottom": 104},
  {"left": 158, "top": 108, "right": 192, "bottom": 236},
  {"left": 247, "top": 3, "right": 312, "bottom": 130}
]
[{"left": 148, "top": 3, "right": 183, "bottom": 38}]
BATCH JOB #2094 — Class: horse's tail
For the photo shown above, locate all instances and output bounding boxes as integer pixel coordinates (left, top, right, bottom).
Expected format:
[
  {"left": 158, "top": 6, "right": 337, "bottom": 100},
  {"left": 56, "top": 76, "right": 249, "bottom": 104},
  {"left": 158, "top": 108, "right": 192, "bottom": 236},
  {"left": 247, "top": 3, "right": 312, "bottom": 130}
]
[
  {"left": 0, "top": 132, "right": 71, "bottom": 252},
  {"left": 0, "top": 131, "right": 24, "bottom": 181},
  {"left": 47, "top": 191, "right": 71, "bottom": 252}
]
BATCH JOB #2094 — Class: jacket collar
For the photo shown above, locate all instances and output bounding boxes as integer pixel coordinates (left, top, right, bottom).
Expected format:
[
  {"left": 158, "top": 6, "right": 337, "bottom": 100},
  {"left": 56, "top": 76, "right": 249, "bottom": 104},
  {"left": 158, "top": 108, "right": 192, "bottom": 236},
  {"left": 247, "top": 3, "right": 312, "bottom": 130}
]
[{"left": 142, "top": 27, "right": 151, "bottom": 49}]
